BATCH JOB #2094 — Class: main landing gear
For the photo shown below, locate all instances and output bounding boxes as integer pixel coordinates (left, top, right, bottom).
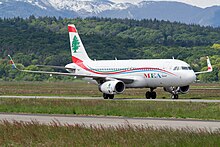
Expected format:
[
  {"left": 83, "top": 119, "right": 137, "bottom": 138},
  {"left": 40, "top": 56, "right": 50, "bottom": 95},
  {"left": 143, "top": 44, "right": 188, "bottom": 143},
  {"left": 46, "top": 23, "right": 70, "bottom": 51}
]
[
  {"left": 103, "top": 93, "right": 114, "bottom": 99},
  {"left": 145, "top": 88, "right": 157, "bottom": 99}
]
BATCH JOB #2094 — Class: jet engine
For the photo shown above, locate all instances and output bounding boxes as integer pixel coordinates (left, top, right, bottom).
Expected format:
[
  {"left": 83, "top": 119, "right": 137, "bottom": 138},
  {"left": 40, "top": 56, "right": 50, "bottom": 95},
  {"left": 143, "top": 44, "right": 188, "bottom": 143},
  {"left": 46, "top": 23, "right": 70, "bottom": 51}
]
[
  {"left": 164, "top": 85, "right": 190, "bottom": 94},
  {"left": 178, "top": 85, "right": 190, "bottom": 94},
  {"left": 99, "top": 80, "right": 125, "bottom": 95}
]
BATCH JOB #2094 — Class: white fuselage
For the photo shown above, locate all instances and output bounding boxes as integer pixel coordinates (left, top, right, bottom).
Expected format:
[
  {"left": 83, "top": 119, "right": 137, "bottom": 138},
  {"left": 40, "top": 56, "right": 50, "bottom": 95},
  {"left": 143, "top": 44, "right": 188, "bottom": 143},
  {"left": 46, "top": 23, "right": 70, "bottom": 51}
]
[{"left": 66, "top": 59, "right": 196, "bottom": 88}]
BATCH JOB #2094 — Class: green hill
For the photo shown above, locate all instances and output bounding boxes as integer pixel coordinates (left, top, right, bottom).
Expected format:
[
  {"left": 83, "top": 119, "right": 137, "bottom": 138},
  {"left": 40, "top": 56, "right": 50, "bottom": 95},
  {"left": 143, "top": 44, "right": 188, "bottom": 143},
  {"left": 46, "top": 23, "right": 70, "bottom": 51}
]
[{"left": 0, "top": 17, "right": 220, "bottom": 81}]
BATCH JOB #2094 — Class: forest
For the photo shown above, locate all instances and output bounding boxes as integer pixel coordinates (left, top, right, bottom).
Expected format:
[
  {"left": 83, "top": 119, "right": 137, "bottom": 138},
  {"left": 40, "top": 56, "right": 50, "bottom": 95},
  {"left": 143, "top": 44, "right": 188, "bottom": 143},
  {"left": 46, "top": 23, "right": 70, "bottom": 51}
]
[{"left": 0, "top": 16, "right": 220, "bottom": 82}]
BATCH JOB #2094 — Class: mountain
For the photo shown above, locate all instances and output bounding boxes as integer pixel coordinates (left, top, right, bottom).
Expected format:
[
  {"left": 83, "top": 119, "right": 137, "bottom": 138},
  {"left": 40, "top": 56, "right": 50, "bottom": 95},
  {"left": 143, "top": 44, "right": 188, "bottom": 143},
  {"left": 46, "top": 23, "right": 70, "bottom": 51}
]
[
  {"left": 99, "top": 1, "right": 202, "bottom": 24},
  {"left": 0, "top": 0, "right": 220, "bottom": 27},
  {"left": 0, "top": 0, "right": 79, "bottom": 18},
  {"left": 193, "top": 6, "right": 220, "bottom": 27}
]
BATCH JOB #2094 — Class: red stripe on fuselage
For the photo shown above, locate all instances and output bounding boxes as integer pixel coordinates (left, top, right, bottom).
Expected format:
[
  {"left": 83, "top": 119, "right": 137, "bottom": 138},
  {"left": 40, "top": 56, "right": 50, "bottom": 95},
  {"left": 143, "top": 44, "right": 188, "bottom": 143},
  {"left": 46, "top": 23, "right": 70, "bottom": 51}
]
[
  {"left": 72, "top": 56, "right": 121, "bottom": 75},
  {"left": 71, "top": 56, "right": 176, "bottom": 76},
  {"left": 72, "top": 56, "right": 93, "bottom": 73},
  {"left": 72, "top": 56, "right": 82, "bottom": 63}
]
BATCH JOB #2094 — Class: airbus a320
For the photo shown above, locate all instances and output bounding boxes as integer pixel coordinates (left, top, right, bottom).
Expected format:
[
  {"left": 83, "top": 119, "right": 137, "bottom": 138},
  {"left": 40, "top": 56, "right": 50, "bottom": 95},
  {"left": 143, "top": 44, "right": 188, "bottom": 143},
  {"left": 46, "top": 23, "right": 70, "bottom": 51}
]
[{"left": 8, "top": 24, "right": 212, "bottom": 99}]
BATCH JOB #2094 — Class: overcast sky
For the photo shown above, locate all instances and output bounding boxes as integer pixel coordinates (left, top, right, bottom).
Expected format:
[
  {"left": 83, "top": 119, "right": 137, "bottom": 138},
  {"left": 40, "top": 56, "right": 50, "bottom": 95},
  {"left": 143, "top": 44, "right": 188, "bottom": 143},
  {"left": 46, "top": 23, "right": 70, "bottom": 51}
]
[{"left": 110, "top": 0, "right": 220, "bottom": 8}]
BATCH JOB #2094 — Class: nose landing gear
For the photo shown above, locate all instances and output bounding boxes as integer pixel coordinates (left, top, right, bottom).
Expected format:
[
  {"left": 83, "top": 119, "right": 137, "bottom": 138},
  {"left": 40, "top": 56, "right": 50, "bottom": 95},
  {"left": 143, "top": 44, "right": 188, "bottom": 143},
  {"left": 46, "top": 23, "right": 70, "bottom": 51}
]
[{"left": 171, "top": 94, "right": 179, "bottom": 99}]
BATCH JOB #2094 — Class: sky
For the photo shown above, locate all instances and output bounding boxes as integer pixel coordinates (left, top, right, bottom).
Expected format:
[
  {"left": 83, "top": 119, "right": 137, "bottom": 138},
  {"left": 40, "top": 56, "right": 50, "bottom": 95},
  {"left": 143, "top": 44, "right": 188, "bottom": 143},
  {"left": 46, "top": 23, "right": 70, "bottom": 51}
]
[{"left": 110, "top": 0, "right": 220, "bottom": 8}]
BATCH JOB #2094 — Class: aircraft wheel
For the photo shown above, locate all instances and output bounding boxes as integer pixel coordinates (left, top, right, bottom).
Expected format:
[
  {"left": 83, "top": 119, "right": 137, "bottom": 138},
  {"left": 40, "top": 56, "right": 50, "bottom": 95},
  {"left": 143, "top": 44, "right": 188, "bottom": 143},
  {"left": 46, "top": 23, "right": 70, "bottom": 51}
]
[
  {"left": 151, "top": 91, "right": 157, "bottom": 99},
  {"left": 145, "top": 91, "right": 151, "bottom": 99},
  {"left": 103, "top": 93, "right": 108, "bottom": 99},
  {"left": 109, "top": 94, "right": 114, "bottom": 99},
  {"left": 171, "top": 94, "right": 179, "bottom": 99}
]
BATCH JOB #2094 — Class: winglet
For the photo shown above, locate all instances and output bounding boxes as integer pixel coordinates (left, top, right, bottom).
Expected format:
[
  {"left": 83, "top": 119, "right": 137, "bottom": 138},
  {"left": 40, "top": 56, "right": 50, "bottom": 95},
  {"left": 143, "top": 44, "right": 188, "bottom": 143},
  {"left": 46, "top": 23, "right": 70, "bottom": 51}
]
[
  {"left": 8, "top": 55, "right": 17, "bottom": 69},
  {"left": 195, "top": 56, "right": 213, "bottom": 75},
  {"left": 206, "top": 56, "right": 212, "bottom": 72}
]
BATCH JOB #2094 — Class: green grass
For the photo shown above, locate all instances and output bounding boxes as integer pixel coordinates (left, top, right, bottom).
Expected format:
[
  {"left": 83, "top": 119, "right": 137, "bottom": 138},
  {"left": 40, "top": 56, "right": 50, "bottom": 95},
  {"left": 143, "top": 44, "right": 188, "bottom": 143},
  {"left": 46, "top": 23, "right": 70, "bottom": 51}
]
[
  {"left": 0, "top": 120, "right": 219, "bottom": 146},
  {"left": 0, "top": 81, "right": 219, "bottom": 145},
  {"left": 1, "top": 81, "right": 220, "bottom": 99},
  {"left": 0, "top": 98, "right": 220, "bottom": 120}
]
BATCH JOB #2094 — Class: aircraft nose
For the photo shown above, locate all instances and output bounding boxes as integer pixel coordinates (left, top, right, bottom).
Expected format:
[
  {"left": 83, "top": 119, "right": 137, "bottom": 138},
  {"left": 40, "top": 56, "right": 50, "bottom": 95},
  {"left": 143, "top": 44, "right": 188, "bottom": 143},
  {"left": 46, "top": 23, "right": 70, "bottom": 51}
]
[
  {"left": 185, "top": 71, "right": 196, "bottom": 83},
  {"left": 190, "top": 72, "right": 196, "bottom": 82},
  {"left": 181, "top": 71, "right": 196, "bottom": 85}
]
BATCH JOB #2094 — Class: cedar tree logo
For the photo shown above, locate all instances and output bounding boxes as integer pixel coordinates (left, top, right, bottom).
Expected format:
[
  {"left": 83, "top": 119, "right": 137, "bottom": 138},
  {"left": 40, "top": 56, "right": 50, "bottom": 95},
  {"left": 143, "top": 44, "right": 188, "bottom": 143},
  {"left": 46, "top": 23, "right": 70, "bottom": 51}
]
[{"left": 72, "top": 36, "right": 80, "bottom": 53}]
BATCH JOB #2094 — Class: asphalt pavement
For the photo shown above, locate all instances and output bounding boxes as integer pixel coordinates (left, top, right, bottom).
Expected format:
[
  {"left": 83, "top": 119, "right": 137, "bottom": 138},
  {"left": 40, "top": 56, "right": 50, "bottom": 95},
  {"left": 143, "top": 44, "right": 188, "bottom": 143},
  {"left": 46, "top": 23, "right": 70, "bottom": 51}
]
[{"left": 0, "top": 113, "right": 219, "bottom": 132}]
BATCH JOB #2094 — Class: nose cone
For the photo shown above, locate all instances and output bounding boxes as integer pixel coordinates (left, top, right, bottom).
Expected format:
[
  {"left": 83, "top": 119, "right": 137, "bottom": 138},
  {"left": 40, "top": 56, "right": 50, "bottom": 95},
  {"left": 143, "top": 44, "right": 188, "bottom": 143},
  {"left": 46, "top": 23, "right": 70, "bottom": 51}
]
[
  {"left": 190, "top": 72, "right": 196, "bottom": 82},
  {"left": 182, "top": 71, "right": 196, "bottom": 85}
]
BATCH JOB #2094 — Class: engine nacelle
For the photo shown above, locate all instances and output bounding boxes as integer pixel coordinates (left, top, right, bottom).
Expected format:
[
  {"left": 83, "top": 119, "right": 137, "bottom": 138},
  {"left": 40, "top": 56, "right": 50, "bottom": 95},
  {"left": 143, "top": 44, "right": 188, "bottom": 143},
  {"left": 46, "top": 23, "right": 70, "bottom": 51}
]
[
  {"left": 99, "top": 80, "right": 125, "bottom": 95},
  {"left": 178, "top": 85, "right": 190, "bottom": 94},
  {"left": 164, "top": 85, "right": 190, "bottom": 94}
]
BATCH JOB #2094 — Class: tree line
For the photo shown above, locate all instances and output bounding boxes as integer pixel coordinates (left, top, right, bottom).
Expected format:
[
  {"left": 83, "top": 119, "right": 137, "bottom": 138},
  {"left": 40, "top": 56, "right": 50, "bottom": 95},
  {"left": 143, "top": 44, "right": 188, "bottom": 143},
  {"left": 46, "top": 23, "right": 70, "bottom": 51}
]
[{"left": 0, "top": 16, "right": 220, "bottom": 82}]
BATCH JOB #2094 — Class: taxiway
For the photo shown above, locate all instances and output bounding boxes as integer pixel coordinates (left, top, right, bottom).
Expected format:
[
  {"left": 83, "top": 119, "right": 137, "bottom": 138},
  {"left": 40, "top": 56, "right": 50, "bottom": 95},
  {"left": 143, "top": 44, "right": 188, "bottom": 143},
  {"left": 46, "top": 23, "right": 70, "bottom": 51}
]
[{"left": 0, "top": 113, "right": 219, "bottom": 131}]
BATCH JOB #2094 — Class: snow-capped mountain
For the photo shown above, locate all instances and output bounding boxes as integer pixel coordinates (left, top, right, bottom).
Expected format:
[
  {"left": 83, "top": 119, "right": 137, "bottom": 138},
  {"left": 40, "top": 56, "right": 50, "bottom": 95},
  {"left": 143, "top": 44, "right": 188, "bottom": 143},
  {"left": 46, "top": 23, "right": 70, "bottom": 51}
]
[
  {"left": 0, "top": 0, "right": 220, "bottom": 27},
  {"left": 4, "top": 0, "right": 131, "bottom": 16}
]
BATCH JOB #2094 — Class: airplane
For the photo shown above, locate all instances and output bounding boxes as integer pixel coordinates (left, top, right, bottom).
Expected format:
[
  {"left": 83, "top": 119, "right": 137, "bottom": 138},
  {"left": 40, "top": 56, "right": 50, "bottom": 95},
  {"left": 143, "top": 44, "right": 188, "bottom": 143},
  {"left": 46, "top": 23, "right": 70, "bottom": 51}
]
[{"left": 8, "top": 24, "right": 213, "bottom": 99}]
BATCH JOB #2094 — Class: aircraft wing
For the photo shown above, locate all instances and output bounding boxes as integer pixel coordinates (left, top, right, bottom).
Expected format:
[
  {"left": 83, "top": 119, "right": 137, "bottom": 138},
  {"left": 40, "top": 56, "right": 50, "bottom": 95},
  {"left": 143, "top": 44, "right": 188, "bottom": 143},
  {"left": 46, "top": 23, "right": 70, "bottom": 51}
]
[
  {"left": 8, "top": 55, "right": 104, "bottom": 77},
  {"left": 195, "top": 56, "right": 213, "bottom": 75},
  {"left": 8, "top": 55, "right": 134, "bottom": 84},
  {"left": 36, "top": 65, "right": 74, "bottom": 70},
  {"left": 105, "top": 77, "right": 134, "bottom": 84}
]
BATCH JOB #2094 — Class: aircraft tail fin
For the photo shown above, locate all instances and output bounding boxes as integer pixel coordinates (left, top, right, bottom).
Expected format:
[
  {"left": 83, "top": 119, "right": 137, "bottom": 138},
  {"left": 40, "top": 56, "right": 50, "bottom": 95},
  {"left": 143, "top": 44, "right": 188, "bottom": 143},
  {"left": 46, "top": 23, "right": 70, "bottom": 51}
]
[{"left": 68, "top": 24, "right": 91, "bottom": 63}]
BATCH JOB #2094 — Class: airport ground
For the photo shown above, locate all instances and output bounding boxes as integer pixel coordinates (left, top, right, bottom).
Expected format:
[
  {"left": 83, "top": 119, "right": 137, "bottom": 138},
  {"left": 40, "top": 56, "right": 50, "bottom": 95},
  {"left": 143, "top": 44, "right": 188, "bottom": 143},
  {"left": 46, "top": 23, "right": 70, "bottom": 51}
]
[
  {"left": 0, "top": 81, "right": 220, "bottom": 146},
  {"left": 1, "top": 81, "right": 220, "bottom": 99}
]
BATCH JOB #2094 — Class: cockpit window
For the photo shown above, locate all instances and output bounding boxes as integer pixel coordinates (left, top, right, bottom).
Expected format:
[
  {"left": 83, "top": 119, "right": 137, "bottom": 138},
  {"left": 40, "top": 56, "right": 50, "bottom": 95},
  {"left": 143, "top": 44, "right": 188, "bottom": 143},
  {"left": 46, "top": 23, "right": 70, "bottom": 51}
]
[
  {"left": 181, "top": 66, "right": 188, "bottom": 70},
  {"left": 173, "top": 66, "right": 179, "bottom": 70},
  {"left": 173, "top": 66, "right": 192, "bottom": 71}
]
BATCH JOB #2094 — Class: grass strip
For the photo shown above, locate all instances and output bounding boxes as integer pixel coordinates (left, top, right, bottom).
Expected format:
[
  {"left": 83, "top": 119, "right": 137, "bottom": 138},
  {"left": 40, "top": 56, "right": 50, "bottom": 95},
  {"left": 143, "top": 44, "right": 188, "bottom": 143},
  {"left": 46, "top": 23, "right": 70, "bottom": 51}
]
[
  {"left": 1, "top": 81, "right": 220, "bottom": 99},
  {"left": 0, "top": 98, "right": 219, "bottom": 120},
  {"left": 0, "top": 120, "right": 219, "bottom": 146}
]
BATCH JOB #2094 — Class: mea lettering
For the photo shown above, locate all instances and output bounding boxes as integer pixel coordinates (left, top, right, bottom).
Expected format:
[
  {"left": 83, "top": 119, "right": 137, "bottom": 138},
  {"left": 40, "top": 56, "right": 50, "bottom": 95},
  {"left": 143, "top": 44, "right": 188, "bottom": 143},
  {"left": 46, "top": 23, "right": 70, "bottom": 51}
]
[{"left": 144, "top": 73, "right": 162, "bottom": 79}]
